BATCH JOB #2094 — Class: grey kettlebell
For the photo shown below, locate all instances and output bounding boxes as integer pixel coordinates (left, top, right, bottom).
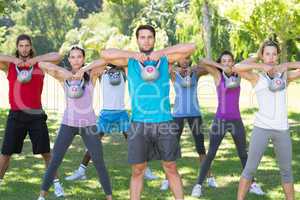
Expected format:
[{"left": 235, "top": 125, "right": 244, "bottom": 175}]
[
  {"left": 65, "top": 79, "right": 85, "bottom": 98},
  {"left": 267, "top": 73, "right": 286, "bottom": 92},
  {"left": 223, "top": 71, "right": 241, "bottom": 89},
  {"left": 139, "top": 60, "right": 161, "bottom": 82},
  {"left": 108, "top": 69, "right": 122, "bottom": 86},
  {"left": 16, "top": 65, "right": 33, "bottom": 83},
  {"left": 179, "top": 72, "right": 192, "bottom": 88}
]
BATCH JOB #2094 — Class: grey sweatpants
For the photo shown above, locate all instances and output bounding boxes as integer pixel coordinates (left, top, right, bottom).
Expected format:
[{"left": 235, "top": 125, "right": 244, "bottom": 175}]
[
  {"left": 41, "top": 124, "right": 112, "bottom": 195},
  {"left": 242, "top": 126, "right": 293, "bottom": 183}
]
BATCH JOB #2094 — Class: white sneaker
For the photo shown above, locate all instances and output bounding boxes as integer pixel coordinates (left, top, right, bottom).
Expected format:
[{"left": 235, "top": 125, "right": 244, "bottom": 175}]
[
  {"left": 65, "top": 169, "right": 87, "bottom": 181},
  {"left": 54, "top": 182, "right": 64, "bottom": 197},
  {"left": 191, "top": 184, "right": 202, "bottom": 197},
  {"left": 207, "top": 177, "right": 218, "bottom": 188},
  {"left": 160, "top": 179, "right": 169, "bottom": 191},
  {"left": 37, "top": 197, "right": 45, "bottom": 200},
  {"left": 249, "top": 182, "right": 265, "bottom": 195},
  {"left": 144, "top": 167, "right": 158, "bottom": 180}
]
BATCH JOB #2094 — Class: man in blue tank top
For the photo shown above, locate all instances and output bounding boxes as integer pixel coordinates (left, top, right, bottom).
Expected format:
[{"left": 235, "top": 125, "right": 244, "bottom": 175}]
[{"left": 101, "top": 25, "right": 196, "bottom": 200}]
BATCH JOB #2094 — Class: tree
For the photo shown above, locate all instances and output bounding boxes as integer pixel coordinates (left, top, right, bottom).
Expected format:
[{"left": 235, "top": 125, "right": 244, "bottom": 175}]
[{"left": 0, "top": 0, "right": 77, "bottom": 55}]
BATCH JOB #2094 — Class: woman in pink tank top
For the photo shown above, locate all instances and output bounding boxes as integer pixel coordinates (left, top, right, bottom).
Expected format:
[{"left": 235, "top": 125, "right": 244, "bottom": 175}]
[{"left": 37, "top": 46, "right": 113, "bottom": 200}]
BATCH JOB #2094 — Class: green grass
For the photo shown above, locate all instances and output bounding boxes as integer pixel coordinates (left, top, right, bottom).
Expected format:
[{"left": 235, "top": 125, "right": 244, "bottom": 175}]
[{"left": 0, "top": 108, "right": 299, "bottom": 200}]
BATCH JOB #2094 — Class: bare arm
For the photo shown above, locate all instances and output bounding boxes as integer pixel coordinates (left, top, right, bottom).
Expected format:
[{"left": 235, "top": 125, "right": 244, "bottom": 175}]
[
  {"left": 77, "top": 59, "right": 107, "bottom": 85},
  {"left": 287, "top": 69, "right": 300, "bottom": 82},
  {"left": 39, "top": 62, "right": 73, "bottom": 81},
  {"left": 232, "top": 57, "right": 265, "bottom": 86},
  {"left": 0, "top": 54, "right": 23, "bottom": 71},
  {"left": 191, "top": 64, "right": 208, "bottom": 77},
  {"left": 152, "top": 43, "right": 196, "bottom": 64},
  {"left": 27, "top": 52, "right": 61, "bottom": 66},
  {"left": 198, "top": 58, "right": 222, "bottom": 85},
  {"left": 101, "top": 48, "right": 145, "bottom": 66}
]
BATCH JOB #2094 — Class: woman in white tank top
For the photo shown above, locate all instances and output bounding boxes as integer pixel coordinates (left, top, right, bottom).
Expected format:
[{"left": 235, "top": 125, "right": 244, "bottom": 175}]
[{"left": 233, "top": 40, "right": 300, "bottom": 200}]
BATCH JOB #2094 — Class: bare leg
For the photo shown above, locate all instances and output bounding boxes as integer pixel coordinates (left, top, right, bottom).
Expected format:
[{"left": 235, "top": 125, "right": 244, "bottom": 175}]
[
  {"left": 0, "top": 155, "right": 11, "bottom": 179},
  {"left": 282, "top": 182, "right": 295, "bottom": 200},
  {"left": 162, "top": 161, "right": 184, "bottom": 200},
  {"left": 130, "top": 162, "right": 147, "bottom": 200},
  {"left": 237, "top": 177, "right": 252, "bottom": 200}
]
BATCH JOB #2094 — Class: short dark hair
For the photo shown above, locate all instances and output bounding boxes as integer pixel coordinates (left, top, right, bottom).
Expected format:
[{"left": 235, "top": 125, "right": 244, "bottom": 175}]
[
  {"left": 15, "top": 34, "right": 34, "bottom": 58},
  {"left": 135, "top": 25, "right": 156, "bottom": 38},
  {"left": 217, "top": 50, "right": 234, "bottom": 63}
]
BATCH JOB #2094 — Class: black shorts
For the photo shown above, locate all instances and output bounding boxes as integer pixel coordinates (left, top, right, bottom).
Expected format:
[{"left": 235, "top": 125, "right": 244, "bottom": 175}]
[
  {"left": 1, "top": 110, "right": 50, "bottom": 155},
  {"left": 127, "top": 121, "right": 181, "bottom": 164}
]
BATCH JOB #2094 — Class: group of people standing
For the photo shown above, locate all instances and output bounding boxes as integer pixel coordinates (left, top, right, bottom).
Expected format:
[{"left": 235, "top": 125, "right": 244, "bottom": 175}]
[{"left": 0, "top": 24, "right": 299, "bottom": 200}]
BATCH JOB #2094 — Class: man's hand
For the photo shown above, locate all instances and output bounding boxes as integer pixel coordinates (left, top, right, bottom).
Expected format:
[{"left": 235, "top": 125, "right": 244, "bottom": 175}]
[
  {"left": 24, "top": 58, "right": 38, "bottom": 67},
  {"left": 148, "top": 51, "right": 164, "bottom": 61},
  {"left": 132, "top": 52, "right": 148, "bottom": 63}
]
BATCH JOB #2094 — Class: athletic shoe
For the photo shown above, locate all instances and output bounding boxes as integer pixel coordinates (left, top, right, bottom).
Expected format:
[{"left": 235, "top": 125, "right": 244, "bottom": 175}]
[
  {"left": 160, "top": 179, "right": 169, "bottom": 191},
  {"left": 54, "top": 182, "right": 64, "bottom": 197},
  {"left": 249, "top": 182, "right": 265, "bottom": 195},
  {"left": 65, "top": 169, "right": 87, "bottom": 181},
  {"left": 144, "top": 167, "right": 158, "bottom": 180},
  {"left": 191, "top": 184, "right": 202, "bottom": 197},
  {"left": 207, "top": 177, "right": 218, "bottom": 188},
  {"left": 37, "top": 197, "right": 45, "bottom": 200}
]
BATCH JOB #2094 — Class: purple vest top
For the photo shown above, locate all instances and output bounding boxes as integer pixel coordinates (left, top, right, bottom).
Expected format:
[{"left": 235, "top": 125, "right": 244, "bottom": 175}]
[
  {"left": 215, "top": 74, "right": 241, "bottom": 120},
  {"left": 62, "top": 80, "right": 97, "bottom": 127}
]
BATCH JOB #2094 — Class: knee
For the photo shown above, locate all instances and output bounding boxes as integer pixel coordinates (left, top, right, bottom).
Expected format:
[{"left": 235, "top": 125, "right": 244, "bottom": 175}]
[
  {"left": 131, "top": 163, "right": 147, "bottom": 177},
  {"left": 163, "top": 161, "right": 178, "bottom": 175},
  {"left": 41, "top": 153, "right": 51, "bottom": 160},
  {"left": 0, "top": 154, "right": 11, "bottom": 162}
]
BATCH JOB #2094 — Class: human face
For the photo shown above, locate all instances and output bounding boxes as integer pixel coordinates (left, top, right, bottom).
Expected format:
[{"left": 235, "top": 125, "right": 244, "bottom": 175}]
[
  {"left": 68, "top": 49, "right": 85, "bottom": 71},
  {"left": 17, "top": 40, "right": 32, "bottom": 60},
  {"left": 262, "top": 46, "right": 278, "bottom": 65},
  {"left": 178, "top": 58, "right": 190, "bottom": 76},
  {"left": 137, "top": 29, "right": 155, "bottom": 54},
  {"left": 220, "top": 54, "right": 234, "bottom": 68}
]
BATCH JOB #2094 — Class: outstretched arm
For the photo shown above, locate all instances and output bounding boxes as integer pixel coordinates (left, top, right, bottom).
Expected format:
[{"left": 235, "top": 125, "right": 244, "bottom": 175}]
[
  {"left": 280, "top": 62, "right": 300, "bottom": 82},
  {"left": 233, "top": 56, "right": 266, "bottom": 86},
  {"left": 39, "top": 62, "right": 73, "bottom": 81},
  {"left": 26, "top": 52, "right": 61, "bottom": 66},
  {"left": 197, "top": 58, "right": 223, "bottom": 85},
  {"left": 150, "top": 43, "right": 196, "bottom": 63},
  {"left": 101, "top": 48, "right": 147, "bottom": 66},
  {"left": 0, "top": 54, "right": 23, "bottom": 71}
]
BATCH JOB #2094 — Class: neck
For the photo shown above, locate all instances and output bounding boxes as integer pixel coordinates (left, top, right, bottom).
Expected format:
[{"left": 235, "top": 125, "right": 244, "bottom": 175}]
[{"left": 140, "top": 49, "right": 153, "bottom": 55}]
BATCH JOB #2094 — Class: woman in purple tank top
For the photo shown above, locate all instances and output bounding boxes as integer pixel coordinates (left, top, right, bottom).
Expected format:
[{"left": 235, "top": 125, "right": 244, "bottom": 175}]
[
  {"left": 37, "top": 46, "right": 113, "bottom": 200},
  {"left": 191, "top": 51, "right": 264, "bottom": 197}
]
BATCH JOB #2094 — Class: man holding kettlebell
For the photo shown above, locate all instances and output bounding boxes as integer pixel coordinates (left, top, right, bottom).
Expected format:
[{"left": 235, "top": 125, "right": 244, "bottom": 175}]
[
  {"left": 99, "top": 25, "right": 196, "bottom": 200},
  {"left": 0, "top": 34, "right": 64, "bottom": 197}
]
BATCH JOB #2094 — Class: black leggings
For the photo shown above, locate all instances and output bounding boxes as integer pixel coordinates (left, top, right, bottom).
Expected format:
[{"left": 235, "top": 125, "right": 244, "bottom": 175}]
[
  {"left": 173, "top": 116, "right": 206, "bottom": 155},
  {"left": 197, "top": 118, "right": 248, "bottom": 185}
]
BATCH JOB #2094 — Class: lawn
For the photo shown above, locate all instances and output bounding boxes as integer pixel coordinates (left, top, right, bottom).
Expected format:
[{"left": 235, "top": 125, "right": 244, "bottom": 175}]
[{"left": 0, "top": 108, "right": 299, "bottom": 200}]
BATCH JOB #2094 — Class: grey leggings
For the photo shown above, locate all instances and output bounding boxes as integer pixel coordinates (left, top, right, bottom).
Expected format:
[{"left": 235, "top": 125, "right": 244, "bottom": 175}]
[
  {"left": 197, "top": 118, "right": 248, "bottom": 185},
  {"left": 242, "top": 126, "right": 293, "bottom": 183},
  {"left": 41, "top": 124, "right": 112, "bottom": 195}
]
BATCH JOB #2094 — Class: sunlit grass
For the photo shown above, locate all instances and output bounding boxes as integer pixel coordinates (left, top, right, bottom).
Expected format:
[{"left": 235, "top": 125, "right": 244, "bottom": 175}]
[{"left": 0, "top": 108, "right": 299, "bottom": 199}]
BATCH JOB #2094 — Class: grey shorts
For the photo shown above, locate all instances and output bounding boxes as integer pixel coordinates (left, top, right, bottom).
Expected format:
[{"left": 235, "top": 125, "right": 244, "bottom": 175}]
[{"left": 127, "top": 121, "right": 181, "bottom": 164}]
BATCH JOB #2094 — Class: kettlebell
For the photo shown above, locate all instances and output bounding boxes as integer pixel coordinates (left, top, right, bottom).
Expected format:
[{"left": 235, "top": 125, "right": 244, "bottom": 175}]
[
  {"left": 139, "top": 60, "right": 161, "bottom": 82},
  {"left": 65, "top": 79, "right": 85, "bottom": 98},
  {"left": 16, "top": 65, "right": 33, "bottom": 83},
  {"left": 178, "top": 72, "right": 192, "bottom": 88},
  {"left": 108, "top": 69, "right": 122, "bottom": 86},
  {"left": 223, "top": 71, "right": 241, "bottom": 89},
  {"left": 266, "top": 73, "right": 286, "bottom": 92}
]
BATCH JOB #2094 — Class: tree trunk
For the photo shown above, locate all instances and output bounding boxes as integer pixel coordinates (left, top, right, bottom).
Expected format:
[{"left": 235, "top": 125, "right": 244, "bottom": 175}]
[
  {"left": 202, "top": 0, "right": 212, "bottom": 59},
  {"left": 280, "top": 40, "right": 288, "bottom": 63}
]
